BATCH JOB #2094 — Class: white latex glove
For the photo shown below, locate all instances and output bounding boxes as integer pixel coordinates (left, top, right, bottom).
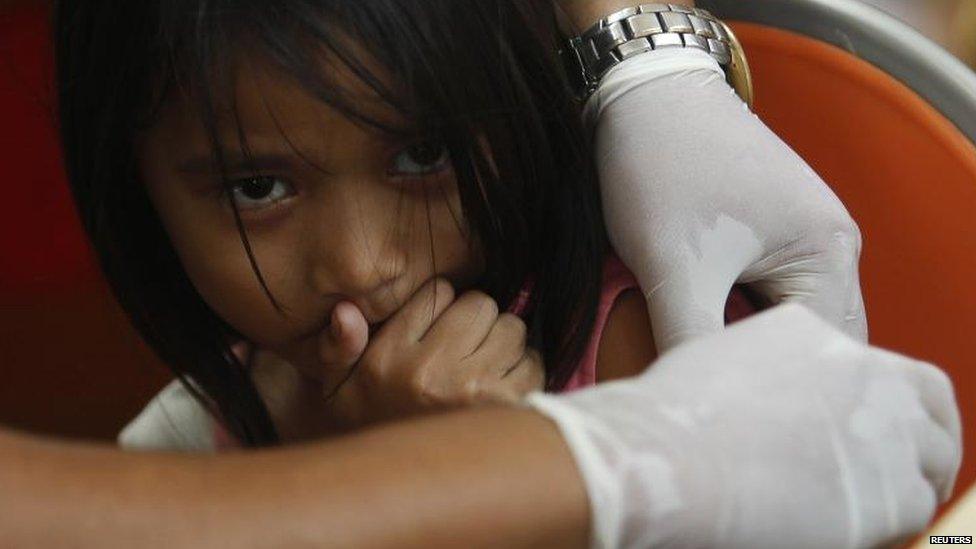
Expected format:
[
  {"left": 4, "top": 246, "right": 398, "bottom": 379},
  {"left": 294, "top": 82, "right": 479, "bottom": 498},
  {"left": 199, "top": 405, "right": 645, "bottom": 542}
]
[
  {"left": 528, "top": 304, "right": 961, "bottom": 549},
  {"left": 589, "top": 48, "right": 867, "bottom": 352}
]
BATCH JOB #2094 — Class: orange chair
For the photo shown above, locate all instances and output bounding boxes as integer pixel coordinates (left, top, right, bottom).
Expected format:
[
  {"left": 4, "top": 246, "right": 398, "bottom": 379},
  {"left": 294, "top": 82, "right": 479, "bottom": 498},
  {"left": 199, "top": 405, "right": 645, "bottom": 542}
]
[{"left": 703, "top": 0, "right": 976, "bottom": 521}]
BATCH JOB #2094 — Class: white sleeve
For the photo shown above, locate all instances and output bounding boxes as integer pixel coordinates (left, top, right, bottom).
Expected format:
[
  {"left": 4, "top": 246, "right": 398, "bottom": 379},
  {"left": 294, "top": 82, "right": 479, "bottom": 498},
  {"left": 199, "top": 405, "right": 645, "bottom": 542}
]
[{"left": 117, "top": 380, "right": 217, "bottom": 453}]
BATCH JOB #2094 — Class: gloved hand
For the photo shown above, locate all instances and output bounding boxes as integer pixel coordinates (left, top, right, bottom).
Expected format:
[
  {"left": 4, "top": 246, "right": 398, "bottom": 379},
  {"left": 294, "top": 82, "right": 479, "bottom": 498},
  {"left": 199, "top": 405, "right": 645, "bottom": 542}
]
[
  {"left": 589, "top": 48, "right": 867, "bottom": 352},
  {"left": 527, "top": 304, "right": 961, "bottom": 549}
]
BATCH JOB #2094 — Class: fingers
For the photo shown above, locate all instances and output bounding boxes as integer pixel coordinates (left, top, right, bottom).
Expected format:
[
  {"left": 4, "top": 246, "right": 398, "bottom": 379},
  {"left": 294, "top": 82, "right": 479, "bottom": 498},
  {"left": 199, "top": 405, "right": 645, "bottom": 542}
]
[
  {"left": 640, "top": 242, "right": 868, "bottom": 351},
  {"left": 475, "top": 313, "right": 529, "bottom": 375},
  {"left": 339, "top": 280, "right": 541, "bottom": 421},
  {"left": 318, "top": 300, "right": 369, "bottom": 369},
  {"left": 863, "top": 348, "right": 962, "bottom": 505},
  {"left": 915, "top": 418, "right": 960, "bottom": 503},
  {"left": 423, "top": 290, "right": 499, "bottom": 354},
  {"left": 377, "top": 278, "right": 455, "bottom": 343},
  {"left": 469, "top": 314, "right": 545, "bottom": 399},
  {"left": 418, "top": 310, "right": 543, "bottom": 406},
  {"left": 744, "top": 228, "right": 869, "bottom": 343},
  {"left": 751, "top": 271, "right": 868, "bottom": 343},
  {"left": 896, "top": 356, "right": 963, "bottom": 502},
  {"left": 461, "top": 355, "right": 545, "bottom": 405},
  {"left": 500, "top": 348, "right": 546, "bottom": 396}
]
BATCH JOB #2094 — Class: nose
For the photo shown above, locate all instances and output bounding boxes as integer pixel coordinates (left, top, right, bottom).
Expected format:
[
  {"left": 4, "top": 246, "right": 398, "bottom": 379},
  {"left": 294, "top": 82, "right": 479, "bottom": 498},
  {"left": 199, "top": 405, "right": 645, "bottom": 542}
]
[{"left": 305, "top": 184, "right": 404, "bottom": 302}]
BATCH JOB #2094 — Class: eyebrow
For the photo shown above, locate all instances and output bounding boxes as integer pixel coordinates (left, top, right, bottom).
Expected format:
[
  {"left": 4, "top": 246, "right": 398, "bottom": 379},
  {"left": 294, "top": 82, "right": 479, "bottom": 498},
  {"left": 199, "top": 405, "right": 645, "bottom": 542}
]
[
  {"left": 174, "top": 120, "right": 416, "bottom": 176},
  {"left": 177, "top": 153, "right": 304, "bottom": 174},
  {"left": 176, "top": 152, "right": 304, "bottom": 175}
]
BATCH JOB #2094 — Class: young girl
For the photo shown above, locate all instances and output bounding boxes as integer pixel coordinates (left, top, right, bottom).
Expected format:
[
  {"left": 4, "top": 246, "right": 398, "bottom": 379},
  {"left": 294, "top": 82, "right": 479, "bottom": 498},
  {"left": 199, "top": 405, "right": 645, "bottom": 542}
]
[{"left": 56, "top": 0, "right": 749, "bottom": 450}]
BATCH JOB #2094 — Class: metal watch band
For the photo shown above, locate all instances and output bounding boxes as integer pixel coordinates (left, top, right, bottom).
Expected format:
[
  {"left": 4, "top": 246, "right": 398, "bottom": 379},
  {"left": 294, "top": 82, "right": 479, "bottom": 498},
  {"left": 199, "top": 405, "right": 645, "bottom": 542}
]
[{"left": 565, "top": 4, "right": 739, "bottom": 101}]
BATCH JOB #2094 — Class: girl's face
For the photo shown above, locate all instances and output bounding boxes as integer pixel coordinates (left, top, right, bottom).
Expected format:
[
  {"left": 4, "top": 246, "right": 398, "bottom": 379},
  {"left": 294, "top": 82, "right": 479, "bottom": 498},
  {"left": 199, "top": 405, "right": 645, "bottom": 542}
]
[{"left": 138, "top": 57, "right": 484, "bottom": 383}]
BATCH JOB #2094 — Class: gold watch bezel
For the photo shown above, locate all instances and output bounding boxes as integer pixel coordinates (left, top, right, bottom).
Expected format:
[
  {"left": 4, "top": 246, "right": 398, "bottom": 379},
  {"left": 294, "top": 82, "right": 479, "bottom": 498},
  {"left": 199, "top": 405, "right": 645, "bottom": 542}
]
[{"left": 720, "top": 20, "right": 755, "bottom": 109}]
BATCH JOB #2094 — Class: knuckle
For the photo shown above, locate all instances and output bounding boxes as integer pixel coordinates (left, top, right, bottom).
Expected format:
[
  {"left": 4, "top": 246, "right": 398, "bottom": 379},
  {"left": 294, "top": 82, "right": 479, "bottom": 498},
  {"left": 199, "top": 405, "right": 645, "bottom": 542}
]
[
  {"left": 520, "top": 352, "right": 546, "bottom": 390},
  {"left": 480, "top": 294, "right": 500, "bottom": 318},
  {"left": 422, "top": 384, "right": 458, "bottom": 408},
  {"left": 527, "top": 348, "right": 545, "bottom": 372},
  {"left": 425, "top": 377, "right": 481, "bottom": 406},
  {"left": 498, "top": 313, "right": 527, "bottom": 340},
  {"left": 915, "top": 359, "right": 956, "bottom": 401},
  {"left": 909, "top": 477, "right": 940, "bottom": 524},
  {"left": 465, "top": 290, "right": 498, "bottom": 313},
  {"left": 456, "top": 380, "right": 480, "bottom": 404},
  {"left": 406, "top": 360, "right": 440, "bottom": 396},
  {"left": 451, "top": 291, "right": 499, "bottom": 326},
  {"left": 837, "top": 216, "right": 863, "bottom": 257},
  {"left": 818, "top": 212, "right": 862, "bottom": 258},
  {"left": 476, "top": 388, "right": 514, "bottom": 405},
  {"left": 408, "top": 373, "right": 431, "bottom": 400},
  {"left": 467, "top": 380, "right": 499, "bottom": 405},
  {"left": 430, "top": 278, "right": 456, "bottom": 303},
  {"left": 846, "top": 216, "right": 863, "bottom": 244}
]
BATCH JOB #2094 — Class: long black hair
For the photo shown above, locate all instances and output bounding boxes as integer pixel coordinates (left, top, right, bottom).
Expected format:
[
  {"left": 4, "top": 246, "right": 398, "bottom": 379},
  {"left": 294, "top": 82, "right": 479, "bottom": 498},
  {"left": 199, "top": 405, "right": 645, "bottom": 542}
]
[{"left": 54, "top": 0, "right": 606, "bottom": 447}]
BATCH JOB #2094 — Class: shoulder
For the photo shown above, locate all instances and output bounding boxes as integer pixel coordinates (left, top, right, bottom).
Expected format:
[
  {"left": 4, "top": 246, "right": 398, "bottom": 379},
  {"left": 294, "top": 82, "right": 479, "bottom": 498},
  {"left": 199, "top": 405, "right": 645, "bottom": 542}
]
[
  {"left": 117, "top": 379, "right": 217, "bottom": 453},
  {"left": 595, "top": 288, "right": 658, "bottom": 383}
]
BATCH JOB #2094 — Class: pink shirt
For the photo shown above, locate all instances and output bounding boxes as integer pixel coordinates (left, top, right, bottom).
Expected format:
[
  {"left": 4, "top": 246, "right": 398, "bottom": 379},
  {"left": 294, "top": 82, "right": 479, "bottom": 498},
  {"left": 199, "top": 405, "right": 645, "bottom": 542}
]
[{"left": 510, "top": 254, "right": 756, "bottom": 392}]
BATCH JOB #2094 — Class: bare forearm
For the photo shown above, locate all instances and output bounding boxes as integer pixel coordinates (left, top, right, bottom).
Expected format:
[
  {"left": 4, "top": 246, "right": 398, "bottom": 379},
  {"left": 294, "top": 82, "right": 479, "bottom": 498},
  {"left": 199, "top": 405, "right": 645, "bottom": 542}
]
[
  {"left": 0, "top": 408, "right": 588, "bottom": 548},
  {"left": 558, "top": 0, "right": 696, "bottom": 31}
]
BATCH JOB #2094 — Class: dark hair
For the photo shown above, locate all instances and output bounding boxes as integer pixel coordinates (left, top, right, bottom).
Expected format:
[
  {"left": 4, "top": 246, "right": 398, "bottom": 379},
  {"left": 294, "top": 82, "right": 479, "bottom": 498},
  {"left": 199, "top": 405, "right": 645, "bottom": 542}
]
[{"left": 54, "top": 0, "right": 606, "bottom": 446}]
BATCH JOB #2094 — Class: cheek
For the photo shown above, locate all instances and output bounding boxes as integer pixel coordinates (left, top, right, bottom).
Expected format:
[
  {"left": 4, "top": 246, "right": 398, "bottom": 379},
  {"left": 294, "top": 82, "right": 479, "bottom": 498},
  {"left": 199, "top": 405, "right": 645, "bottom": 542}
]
[
  {"left": 185, "top": 245, "right": 290, "bottom": 341},
  {"left": 158, "top": 207, "right": 303, "bottom": 345},
  {"left": 403, "top": 177, "right": 484, "bottom": 284},
  {"left": 142, "top": 175, "right": 311, "bottom": 345}
]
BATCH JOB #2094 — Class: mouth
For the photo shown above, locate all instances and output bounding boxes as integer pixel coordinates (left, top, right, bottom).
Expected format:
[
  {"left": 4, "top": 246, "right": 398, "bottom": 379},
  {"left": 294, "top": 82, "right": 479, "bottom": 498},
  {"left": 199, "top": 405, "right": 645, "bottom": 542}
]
[{"left": 325, "top": 274, "right": 471, "bottom": 340}]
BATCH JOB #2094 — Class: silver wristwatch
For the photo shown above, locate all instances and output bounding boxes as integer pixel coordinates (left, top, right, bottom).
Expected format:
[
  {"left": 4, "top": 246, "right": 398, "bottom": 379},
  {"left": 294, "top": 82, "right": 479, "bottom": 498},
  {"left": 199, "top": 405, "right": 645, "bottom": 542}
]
[{"left": 562, "top": 3, "right": 753, "bottom": 106}]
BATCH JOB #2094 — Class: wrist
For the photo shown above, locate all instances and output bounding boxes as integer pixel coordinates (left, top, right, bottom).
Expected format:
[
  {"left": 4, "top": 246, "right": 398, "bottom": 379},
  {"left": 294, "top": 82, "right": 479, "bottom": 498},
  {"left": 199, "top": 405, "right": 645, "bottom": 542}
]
[
  {"left": 560, "top": 0, "right": 696, "bottom": 31},
  {"left": 560, "top": 2, "right": 753, "bottom": 107},
  {"left": 581, "top": 46, "right": 724, "bottom": 127}
]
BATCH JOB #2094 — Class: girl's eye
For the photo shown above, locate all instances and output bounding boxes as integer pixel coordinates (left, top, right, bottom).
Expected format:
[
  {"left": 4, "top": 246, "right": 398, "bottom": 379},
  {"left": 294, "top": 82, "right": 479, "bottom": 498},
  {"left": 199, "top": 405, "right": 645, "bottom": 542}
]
[
  {"left": 389, "top": 141, "right": 450, "bottom": 176},
  {"left": 226, "top": 176, "right": 294, "bottom": 210}
]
